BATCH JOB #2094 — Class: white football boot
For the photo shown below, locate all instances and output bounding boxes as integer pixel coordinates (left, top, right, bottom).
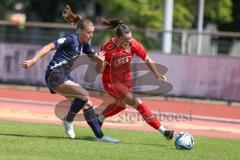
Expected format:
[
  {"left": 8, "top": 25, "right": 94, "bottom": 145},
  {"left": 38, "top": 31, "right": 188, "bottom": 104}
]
[{"left": 62, "top": 117, "right": 75, "bottom": 139}]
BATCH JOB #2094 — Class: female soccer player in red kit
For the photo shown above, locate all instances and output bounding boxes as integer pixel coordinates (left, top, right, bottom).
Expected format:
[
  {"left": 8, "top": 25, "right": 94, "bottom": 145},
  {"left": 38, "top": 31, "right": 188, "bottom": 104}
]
[{"left": 96, "top": 17, "right": 174, "bottom": 140}]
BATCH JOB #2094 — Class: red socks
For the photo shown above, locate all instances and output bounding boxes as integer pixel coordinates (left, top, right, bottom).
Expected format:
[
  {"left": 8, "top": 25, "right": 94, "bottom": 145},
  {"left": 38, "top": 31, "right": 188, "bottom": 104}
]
[
  {"left": 102, "top": 102, "right": 126, "bottom": 117},
  {"left": 136, "top": 103, "right": 161, "bottom": 130}
]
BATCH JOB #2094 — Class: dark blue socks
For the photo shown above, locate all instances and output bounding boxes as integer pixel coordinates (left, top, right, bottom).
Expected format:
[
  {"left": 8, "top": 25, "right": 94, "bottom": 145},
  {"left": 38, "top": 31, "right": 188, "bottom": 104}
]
[
  {"left": 66, "top": 98, "right": 87, "bottom": 122},
  {"left": 83, "top": 106, "right": 104, "bottom": 138}
]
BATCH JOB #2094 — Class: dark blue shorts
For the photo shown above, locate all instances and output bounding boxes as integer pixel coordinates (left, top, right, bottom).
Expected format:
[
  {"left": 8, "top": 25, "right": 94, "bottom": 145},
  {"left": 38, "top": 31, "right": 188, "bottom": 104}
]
[{"left": 45, "top": 67, "right": 74, "bottom": 94}]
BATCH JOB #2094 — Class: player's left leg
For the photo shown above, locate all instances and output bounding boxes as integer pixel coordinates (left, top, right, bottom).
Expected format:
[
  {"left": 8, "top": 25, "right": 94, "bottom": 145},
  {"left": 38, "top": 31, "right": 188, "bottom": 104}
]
[
  {"left": 83, "top": 101, "right": 119, "bottom": 143},
  {"left": 97, "top": 100, "right": 126, "bottom": 126},
  {"left": 97, "top": 82, "right": 129, "bottom": 126},
  {"left": 102, "top": 102, "right": 126, "bottom": 118}
]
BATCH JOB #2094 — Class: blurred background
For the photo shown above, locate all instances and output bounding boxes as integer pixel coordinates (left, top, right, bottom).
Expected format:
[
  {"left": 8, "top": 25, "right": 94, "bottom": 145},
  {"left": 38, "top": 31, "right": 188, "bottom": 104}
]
[{"left": 0, "top": 0, "right": 239, "bottom": 102}]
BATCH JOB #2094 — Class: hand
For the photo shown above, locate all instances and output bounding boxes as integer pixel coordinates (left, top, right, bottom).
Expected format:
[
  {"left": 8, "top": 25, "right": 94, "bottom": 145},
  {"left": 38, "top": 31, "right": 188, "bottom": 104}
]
[
  {"left": 158, "top": 75, "right": 167, "bottom": 82},
  {"left": 21, "top": 59, "right": 35, "bottom": 68},
  {"left": 96, "top": 51, "right": 105, "bottom": 62}
]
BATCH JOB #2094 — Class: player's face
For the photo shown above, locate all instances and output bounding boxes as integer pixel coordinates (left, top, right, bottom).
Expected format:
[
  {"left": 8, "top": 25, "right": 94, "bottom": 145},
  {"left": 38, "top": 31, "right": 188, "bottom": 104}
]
[
  {"left": 116, "top": 32, "right": 132, "bottom": 49},
  {"left": 78, "top": 24, "right": 94, "bottom": 42}
]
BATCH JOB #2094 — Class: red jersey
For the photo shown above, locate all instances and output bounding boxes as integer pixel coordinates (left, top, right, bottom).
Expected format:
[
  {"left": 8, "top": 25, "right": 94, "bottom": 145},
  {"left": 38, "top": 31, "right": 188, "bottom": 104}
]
[{"left": 101, "top": 37, "right": 147, "bottom": 85}]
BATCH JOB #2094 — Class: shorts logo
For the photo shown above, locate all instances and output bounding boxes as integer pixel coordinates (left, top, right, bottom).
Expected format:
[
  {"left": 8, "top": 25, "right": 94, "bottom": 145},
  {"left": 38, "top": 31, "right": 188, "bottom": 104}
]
[{"left": 114, "top": 56, "right": 132, "bottom": 66}]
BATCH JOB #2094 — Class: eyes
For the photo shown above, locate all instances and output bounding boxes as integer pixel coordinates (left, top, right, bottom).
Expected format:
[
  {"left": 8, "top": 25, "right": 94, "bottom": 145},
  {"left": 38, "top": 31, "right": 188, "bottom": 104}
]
[
  {"left": 120, "top": 37, "right": 131, "bottom": 42},
  {"left": 83, "top": 26, "right": 94, "bottom": 36},
  {"left": 117, "top": 38, "right": 131, "bottom": 47},
  {"left": 86, "top": 31, "right": 93, "bottom": 35}
]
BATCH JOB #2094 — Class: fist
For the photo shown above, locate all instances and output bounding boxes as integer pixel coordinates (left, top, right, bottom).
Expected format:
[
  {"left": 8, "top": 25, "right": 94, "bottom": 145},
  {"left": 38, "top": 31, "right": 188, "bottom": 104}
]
[{"left": 21, "top": 60, "right": 35, "bottom": 68}]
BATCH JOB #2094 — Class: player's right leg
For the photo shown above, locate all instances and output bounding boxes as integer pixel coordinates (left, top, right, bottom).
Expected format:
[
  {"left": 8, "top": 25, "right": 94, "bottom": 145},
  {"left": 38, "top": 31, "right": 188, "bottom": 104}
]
[{"left": 55, "top": 80, "right": 119, "bottom": 142}]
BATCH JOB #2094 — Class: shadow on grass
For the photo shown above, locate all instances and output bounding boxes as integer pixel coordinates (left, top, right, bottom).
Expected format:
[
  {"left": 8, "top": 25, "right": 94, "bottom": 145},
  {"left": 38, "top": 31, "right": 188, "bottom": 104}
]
[
  {"left": 0, "top": 133, "right": 169, "bottom": 147},
  {"left": 119, "top": 141, "right": 167, "bottom": 147},
  {"left": 0, "top": 133, "right": 95, "bottom": 142}
]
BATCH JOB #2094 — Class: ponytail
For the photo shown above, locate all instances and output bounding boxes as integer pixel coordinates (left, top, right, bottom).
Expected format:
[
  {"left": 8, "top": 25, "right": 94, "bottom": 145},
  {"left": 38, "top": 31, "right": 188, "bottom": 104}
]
[
  {"left": 63, "top": 5, "right": 92, "bottom": 29},
  {"left": 63, "top": 5, "right": 82, "bottom": 25},
  {"left": 96, "top": 17, "right": 124, "bottom": 29},
  {"left": 96, "top": 17, "right": 130, "bottom": 37}
]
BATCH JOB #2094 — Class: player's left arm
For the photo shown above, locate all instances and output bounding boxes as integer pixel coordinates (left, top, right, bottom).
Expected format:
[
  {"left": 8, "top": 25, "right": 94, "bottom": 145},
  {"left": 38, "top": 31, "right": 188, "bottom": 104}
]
[
  {"left": 90, "top": 51, "right": 107, "bottom": 74},
  {"left": 144, "top": 55, "right": 166, "bottom": 81}
]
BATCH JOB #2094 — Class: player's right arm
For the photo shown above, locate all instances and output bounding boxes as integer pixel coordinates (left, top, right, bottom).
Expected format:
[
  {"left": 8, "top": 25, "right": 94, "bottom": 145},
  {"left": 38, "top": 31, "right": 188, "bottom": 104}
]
[
  {"left": 94, "top": 39, "right": 112, "bottom": 74},
  {"left": 21, "top": 42, "right": 56, "bottom": 68}
]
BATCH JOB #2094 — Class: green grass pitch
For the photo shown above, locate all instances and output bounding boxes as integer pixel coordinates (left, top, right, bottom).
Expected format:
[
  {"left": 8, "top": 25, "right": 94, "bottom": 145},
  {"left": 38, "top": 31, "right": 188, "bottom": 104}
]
[{"left": 0, "top": 120, "right": 239, "bottom": 160}]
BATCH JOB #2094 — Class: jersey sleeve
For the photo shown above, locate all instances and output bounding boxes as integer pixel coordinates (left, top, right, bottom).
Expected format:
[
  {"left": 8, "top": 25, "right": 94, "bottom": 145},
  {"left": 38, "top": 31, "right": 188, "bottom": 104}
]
[
  {"left": 131, "top": 39, "right": 147, "bottom": 60},
  {"left": 53, "top": 36, "right": 74, "bottom": 49},
  {"left": 82, "top": 42, "right": 96, "bottom": 56}
]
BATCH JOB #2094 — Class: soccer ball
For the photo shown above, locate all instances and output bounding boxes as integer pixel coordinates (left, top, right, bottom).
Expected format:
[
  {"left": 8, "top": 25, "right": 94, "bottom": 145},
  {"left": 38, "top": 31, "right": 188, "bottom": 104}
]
[{"left": 175, "top": 132, "right": 194, "bottom": 150}]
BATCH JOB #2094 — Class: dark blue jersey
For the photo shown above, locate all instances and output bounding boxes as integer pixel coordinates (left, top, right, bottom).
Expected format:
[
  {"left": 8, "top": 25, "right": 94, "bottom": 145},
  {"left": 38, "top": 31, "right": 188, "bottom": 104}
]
[{"left": 47, "top": 34, "right": 95, "bottom": 71}]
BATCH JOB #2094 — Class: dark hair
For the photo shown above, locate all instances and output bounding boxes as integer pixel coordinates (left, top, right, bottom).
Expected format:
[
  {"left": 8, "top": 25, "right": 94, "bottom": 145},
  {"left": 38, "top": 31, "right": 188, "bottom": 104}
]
[
  {"left": 96, "top": 17, "right": 130, "bottom": 37},
  {"left": 62, "top": 5, "right": 92, "bottom": 30}
]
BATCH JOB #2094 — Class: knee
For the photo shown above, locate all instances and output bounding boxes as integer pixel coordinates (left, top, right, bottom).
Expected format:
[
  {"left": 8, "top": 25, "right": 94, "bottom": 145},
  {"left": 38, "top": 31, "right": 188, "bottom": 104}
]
[
  {"left": 118, "top": 101, "right": 126, "bottom": 107},
  {"left": 78, "top": 96, "right": 89, "bottom": 102},
  {"left": 83, "top": 99, "right": 93, "bottom": 110},
  {"left": 74, "top": 96, "right": 92, "bottom": 111},
  {"left": 131, "top": 97, "right": 142, "bottom": 108},
  {"left": 126, "top": 97, "right": 138, "bottom": 106},
  {"left": 70, "top": 98, "right": 88, "bottom": 113}
]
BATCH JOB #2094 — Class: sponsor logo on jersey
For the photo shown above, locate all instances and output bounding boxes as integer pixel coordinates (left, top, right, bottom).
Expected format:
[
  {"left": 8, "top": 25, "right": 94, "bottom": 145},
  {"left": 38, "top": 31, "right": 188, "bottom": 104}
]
[
  {"left": 114, "top": 56, "right": 132, "bottom": 67},
  {"left": 57, "top": 38, "right": 66, "bottom": 44},
  {"left": 124, "top": 47, "right": 131, "bottom": 54}
]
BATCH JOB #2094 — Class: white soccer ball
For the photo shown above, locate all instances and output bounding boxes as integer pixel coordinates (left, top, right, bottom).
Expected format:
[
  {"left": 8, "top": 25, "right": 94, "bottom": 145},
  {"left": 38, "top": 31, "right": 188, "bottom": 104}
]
[{"left": 175, "top": 132, "right": 195, "bottom": 150}]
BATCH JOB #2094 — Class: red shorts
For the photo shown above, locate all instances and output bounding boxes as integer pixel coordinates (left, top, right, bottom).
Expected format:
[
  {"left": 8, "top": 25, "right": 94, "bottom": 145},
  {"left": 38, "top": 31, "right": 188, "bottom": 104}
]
[{"left": 102, "top": 79, "right": 132, "bottom": 100}]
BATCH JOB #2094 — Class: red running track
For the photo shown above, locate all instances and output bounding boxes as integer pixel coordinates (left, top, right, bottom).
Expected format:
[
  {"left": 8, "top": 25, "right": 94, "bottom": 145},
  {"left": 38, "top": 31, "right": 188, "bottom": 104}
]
[{"left": 0, "top": 87, "right": 240, "bottom": 139}]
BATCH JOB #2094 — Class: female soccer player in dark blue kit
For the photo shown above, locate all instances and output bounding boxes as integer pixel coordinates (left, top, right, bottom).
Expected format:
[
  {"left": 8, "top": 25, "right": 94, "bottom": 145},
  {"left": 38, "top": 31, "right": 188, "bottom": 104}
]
[{"left": 21, "top": 5, "right": 119, "bottom": 143}]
